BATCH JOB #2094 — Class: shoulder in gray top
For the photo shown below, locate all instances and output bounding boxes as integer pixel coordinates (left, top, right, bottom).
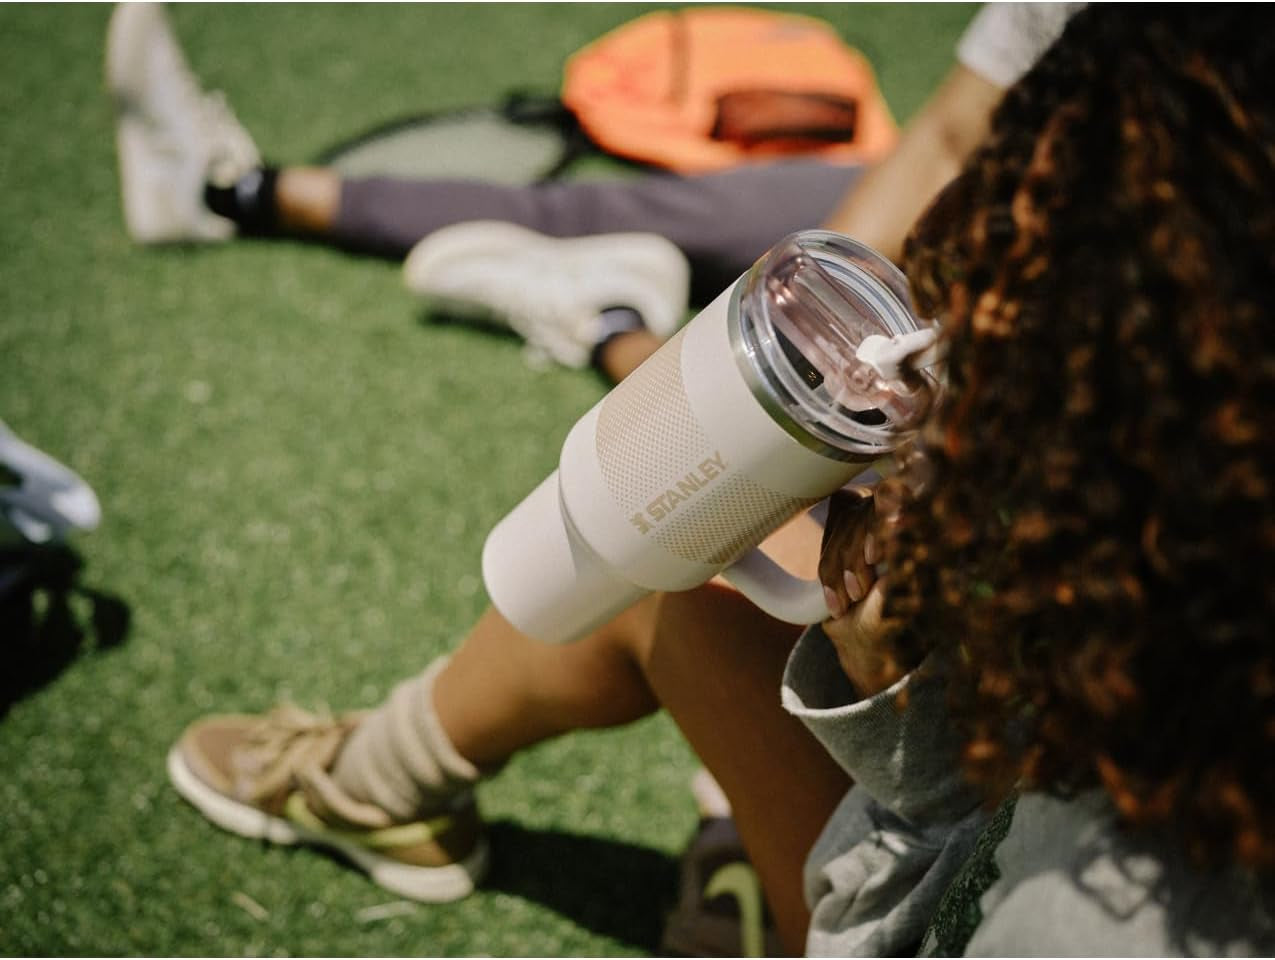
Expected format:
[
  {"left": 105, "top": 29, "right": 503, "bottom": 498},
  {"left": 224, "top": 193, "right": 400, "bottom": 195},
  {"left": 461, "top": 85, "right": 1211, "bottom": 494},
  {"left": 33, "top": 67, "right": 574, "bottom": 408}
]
[{"left": 781, "top": 624, "right": 1275, "bottom": 956}]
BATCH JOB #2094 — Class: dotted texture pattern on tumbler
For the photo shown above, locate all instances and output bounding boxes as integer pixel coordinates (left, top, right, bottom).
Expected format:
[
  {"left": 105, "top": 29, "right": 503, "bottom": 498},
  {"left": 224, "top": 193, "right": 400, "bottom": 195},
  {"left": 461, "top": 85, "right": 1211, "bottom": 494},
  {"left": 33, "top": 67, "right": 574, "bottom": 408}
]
[{"left": 595, "top": 327, "right": 817, "bottom": 566}]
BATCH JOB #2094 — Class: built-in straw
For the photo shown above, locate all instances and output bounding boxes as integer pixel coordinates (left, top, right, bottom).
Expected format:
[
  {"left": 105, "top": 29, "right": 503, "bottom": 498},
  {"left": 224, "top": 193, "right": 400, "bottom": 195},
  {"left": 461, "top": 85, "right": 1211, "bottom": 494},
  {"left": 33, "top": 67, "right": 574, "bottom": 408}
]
[{"left": 736, "top": 231, "right": 939, "bottom": 458}]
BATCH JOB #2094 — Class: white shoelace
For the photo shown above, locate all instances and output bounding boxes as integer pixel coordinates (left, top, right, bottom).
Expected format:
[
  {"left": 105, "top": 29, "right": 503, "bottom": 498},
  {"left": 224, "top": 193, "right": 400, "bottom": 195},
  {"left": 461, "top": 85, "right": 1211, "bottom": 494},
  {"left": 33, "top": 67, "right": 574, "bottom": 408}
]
[{"left": 229, "top": 705, "right": 399, "bottom": 830}]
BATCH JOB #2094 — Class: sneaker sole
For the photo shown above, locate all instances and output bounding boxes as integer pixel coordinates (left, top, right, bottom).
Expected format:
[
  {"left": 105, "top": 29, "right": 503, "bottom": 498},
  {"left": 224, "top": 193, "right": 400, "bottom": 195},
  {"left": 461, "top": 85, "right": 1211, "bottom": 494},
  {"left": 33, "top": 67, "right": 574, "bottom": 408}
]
[
  {"left": 166, "top": 747, "right": 488, "bottom": 903},
  {"left": 402, "top": 220, "right": 689, "bottom": 338},
  {"left": 105, "top": 2, "right": 155, "bottom": 96},
  {"left": 107, "top": 3, "right": 170, "bottom": 243}
]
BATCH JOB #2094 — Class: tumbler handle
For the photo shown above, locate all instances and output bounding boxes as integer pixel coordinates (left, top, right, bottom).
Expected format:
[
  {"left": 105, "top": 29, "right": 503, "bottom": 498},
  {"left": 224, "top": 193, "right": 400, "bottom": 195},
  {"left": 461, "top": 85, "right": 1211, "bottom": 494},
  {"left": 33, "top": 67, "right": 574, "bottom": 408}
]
[{"left": 718, "top": 547, "right": 829, "bottom": 625}]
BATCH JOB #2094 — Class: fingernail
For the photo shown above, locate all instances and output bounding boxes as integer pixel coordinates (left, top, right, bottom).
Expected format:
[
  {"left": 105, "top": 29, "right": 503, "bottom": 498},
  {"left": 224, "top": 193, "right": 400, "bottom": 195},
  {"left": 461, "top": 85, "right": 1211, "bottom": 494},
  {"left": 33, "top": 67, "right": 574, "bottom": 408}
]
[
  {"left": 824, "top": 585, "right": 846, "bottom": 618},
  {"left": 864, "top": 533, "right": 879, "bottom": 565},
  {"left": 844, "top": 570, "right": 865, "bottom": 603}
]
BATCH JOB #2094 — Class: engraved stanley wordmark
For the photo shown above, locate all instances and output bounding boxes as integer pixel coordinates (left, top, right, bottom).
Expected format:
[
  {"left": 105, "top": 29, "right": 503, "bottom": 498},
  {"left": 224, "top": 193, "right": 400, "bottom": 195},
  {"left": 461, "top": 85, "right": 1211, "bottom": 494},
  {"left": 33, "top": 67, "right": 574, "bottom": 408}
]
[{"left": 628, "top": 450, "right": 728, "bottom": 535}]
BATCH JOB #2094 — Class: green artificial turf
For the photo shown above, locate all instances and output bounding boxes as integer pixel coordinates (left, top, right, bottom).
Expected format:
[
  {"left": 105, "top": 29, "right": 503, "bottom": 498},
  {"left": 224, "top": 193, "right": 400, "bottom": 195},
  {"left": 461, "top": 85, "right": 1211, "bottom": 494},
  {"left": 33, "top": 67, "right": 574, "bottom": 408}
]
[{"left": 0, "top": 4, "right": 972, "bottom": 955}]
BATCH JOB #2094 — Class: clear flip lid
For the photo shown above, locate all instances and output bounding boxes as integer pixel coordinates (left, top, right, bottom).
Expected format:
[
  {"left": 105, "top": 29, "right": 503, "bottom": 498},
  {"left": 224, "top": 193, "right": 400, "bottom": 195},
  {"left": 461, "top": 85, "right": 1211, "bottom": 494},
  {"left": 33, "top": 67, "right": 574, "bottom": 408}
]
[{"left": 733, "top": 231, "right": 942, "bottom": 461}]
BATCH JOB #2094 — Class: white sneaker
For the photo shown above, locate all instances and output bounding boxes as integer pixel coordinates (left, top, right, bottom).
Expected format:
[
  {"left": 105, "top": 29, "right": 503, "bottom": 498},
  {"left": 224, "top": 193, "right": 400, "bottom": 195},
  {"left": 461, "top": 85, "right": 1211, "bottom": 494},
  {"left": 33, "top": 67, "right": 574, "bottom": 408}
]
[
  {"left": 106, "top": 2, "right": 260, "bottom": 244},
  {"left": 402, "top": 221, "right": 691, "bottom": 369},
  {"left": 0, "top": 421, "right": 101, "bottom": 548}
]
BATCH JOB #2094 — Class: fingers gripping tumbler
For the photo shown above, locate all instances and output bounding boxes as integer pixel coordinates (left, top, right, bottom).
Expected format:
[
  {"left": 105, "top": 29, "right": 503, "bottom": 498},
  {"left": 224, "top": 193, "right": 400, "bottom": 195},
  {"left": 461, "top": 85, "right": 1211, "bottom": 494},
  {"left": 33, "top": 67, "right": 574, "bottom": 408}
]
[{"left": 482, "top": 231, "right": 939, "bottom": 644}]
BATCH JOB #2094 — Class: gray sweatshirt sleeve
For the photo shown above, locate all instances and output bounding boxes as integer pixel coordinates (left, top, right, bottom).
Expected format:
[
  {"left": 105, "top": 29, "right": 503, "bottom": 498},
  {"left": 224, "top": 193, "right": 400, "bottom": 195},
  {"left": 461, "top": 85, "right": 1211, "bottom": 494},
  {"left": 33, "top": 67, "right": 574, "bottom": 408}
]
[
  {"left": 784, "top": 628, "right": 1275, "bottom": 955},
  {"left": 781, "top": 624, "right": 989, "bottom": 956}
]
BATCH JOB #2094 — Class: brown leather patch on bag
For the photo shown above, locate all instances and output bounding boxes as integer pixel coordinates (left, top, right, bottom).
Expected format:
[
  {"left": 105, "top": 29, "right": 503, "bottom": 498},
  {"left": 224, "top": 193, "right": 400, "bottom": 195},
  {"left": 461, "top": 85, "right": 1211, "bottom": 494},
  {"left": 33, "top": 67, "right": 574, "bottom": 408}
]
[{"left": 711, "top": 90, "right": 858, "bottom": 146}]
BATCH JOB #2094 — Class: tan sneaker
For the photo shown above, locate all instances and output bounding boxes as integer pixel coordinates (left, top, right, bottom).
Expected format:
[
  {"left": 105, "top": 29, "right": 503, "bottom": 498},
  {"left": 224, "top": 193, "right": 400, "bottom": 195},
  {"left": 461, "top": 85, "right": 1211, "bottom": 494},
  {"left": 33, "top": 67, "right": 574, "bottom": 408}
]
[{"left": 167, "top": 704, "right": 488, "bottom": 902}]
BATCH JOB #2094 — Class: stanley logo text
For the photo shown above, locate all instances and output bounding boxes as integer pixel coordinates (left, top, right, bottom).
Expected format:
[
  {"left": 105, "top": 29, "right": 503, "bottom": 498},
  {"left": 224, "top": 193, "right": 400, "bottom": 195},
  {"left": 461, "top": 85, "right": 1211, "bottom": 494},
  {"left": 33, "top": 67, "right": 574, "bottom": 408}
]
[{"left": 629, "top": 451, "right": 727, "bottom": 534}]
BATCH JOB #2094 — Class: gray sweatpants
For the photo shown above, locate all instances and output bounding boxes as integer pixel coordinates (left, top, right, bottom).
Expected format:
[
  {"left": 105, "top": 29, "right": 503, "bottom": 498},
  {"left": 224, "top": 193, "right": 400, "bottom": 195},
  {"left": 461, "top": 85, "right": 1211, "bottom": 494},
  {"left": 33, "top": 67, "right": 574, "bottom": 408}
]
[{"left": 335, "top": 158, "right": 864, "bottom": 301}]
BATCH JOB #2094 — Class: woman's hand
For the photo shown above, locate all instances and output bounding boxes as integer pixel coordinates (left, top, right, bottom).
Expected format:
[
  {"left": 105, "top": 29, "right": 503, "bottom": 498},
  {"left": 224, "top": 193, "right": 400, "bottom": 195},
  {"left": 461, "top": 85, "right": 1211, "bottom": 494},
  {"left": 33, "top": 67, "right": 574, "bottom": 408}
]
[
  {"left": 819, "top": 487, "right": 904, "bottom": 697},
  {"left": 819, "top": 487, "right": 879, "bottom": 617}
]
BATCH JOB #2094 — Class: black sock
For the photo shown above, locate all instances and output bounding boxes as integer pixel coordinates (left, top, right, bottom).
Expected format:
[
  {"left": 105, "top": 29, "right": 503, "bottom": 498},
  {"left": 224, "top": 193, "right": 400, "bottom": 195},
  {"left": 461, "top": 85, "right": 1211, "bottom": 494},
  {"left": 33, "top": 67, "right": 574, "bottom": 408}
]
[
  {"left": 589, "top": 306, "right": 648, "bottom": 372},
  {"left": 204, "top": 166, "right": 280, "bottom": 234}
]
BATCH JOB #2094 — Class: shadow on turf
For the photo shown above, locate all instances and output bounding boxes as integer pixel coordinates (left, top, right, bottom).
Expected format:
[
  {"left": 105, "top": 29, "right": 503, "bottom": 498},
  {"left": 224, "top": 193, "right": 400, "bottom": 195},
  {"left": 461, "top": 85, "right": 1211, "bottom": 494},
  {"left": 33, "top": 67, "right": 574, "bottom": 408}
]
[
  {"left": 0, "top": 544, "right": 131, "bottom": 718},
  {"left": 484, "top": 819, "right": 681, "bottom": 952},
  {"left": 415, "top": 308, "right": 527, "bottom": 347}
]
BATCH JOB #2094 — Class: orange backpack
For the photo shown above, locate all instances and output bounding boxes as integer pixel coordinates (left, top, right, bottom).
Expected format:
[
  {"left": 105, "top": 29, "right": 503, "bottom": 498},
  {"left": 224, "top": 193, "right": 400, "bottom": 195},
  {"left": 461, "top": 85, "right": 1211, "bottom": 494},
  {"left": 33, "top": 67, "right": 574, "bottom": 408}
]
[{"left": 561, "top": 7, "right": 899, "bottom": 174}]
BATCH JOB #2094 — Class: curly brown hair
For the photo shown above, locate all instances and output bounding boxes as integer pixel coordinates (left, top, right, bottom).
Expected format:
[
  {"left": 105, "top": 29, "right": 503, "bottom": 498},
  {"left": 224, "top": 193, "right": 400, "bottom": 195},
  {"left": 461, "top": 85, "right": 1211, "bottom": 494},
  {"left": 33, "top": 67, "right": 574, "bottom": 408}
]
[{"left": 885, "top": 7, "right": 1275, "bottom": 870}]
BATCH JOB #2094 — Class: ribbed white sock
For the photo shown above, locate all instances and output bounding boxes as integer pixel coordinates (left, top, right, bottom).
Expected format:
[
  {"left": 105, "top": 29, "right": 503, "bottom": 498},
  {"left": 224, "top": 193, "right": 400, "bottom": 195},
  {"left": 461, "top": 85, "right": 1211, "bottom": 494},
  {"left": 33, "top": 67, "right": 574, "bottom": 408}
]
[{"left": 330, "top": 658, "right": 482, "bottom": 821}]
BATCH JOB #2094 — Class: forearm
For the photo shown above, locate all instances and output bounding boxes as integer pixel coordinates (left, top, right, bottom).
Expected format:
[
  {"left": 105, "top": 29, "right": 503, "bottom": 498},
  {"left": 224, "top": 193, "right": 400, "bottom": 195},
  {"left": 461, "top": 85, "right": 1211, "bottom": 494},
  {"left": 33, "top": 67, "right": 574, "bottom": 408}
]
[{"left": 821, "top": 64, "right": 1004, "bottom": 262}]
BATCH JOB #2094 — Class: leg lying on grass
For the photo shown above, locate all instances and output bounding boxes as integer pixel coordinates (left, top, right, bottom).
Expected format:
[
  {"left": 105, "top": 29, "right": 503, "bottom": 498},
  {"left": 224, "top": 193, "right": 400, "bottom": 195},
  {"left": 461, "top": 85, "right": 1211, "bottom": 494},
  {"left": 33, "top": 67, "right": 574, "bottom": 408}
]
[
  {"left": 107, "top": 3, "right": 858, "bottom": 376},
  {"left": 168, "top": 514, "right": 847, "bottom": 955}
]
